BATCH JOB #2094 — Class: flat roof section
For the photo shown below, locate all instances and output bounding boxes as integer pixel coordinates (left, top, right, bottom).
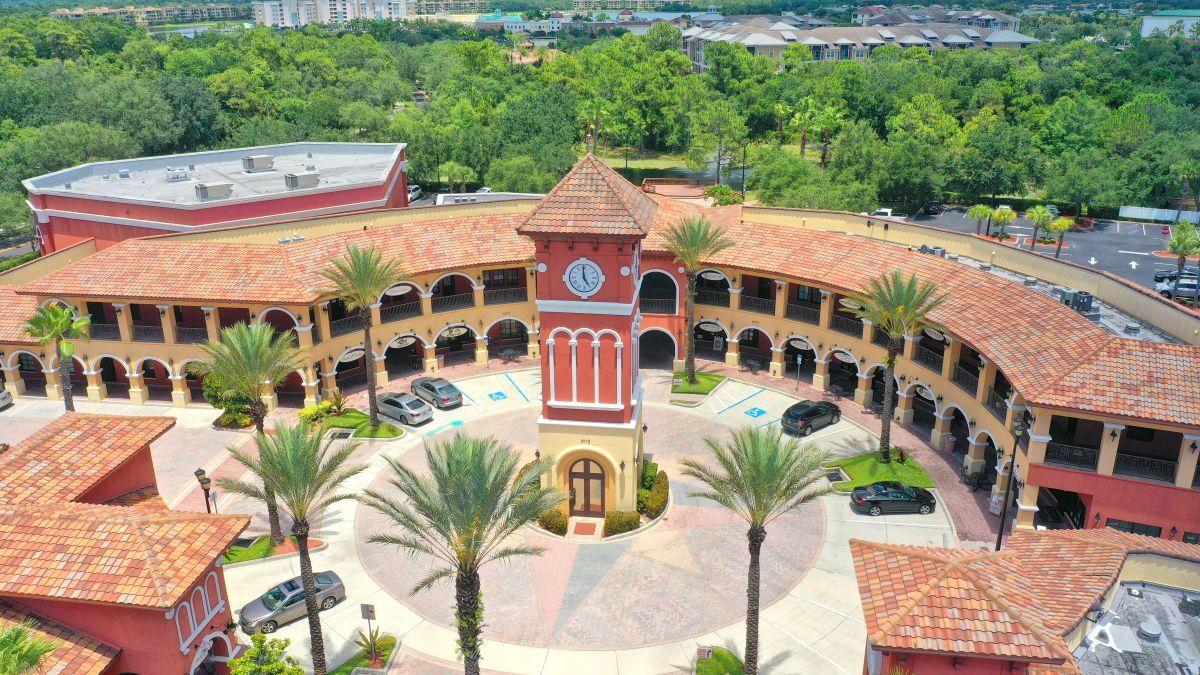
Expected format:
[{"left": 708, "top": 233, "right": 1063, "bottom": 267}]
[
  {"left": 24, "top": 142, "right": 405, "bottom": 209},
  {"left": 1076, "top": 583, "right": 1200, "bottom": 673}
]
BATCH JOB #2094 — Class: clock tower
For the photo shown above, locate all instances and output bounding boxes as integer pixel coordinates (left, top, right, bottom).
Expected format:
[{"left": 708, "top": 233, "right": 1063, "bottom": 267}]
[{"left": 517, "top": 155, "right": 652, "bottom": 518}]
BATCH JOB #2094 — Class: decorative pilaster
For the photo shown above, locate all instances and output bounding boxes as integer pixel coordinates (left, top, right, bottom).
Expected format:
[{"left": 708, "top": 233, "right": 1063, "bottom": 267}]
[
  {"left": 768, "top": 347, "right": 784, "bottom": 378},
  {"left": 170, "top": 376, "right": 191, "bottom": 407},
  {"left": 85, "top": 369, "right": 107, "bottom": 402},
  {"left": 127, "top": 373, "right": 149, "bottom": 405},
  {"left": 1096, "top": 422, "right": 1125, "bottom": 476},
  {"left": 812, "top": 357, "right": 830, "bottom": 390},
  {"left": 158, "top": 304, "right": 177, "bottom": 344}
]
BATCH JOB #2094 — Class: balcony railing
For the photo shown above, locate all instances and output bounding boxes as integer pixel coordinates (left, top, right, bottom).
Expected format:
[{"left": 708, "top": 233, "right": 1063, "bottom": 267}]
[
  {"left": 696, "top": 290, "right": 730, "bottom": 307},
  {"left": 484, "top": 287, "right": 527, "bottom": 306},
  {"left": 431, "top": 292, "right": 473, "bottom": 313},
  {"left": 830, "top": 314, "right": 862, "bottom": 337},
  {"left": 872, "top": 329, "right": 891, "bottom": 348},
  {"left": 176, "top": 326, "right": 208, "bottom": 344},
  {"left": 953, "top": 365, "right": 979, "bottom": 395},
  {"left": 132, "top": 324, "right": 164, "bottom": 342},
  {"left": 381, "top": 301, "right": 421, "bottom": 323},
  {"left": 328, "top": 314, "right": 361, "bottom": 338},
  {"left": 640, "top": 297, "right": 677, "bottom": 315},
  {"left": 1044, "top": 442, "right": 1099, "bottom": 471},
  {"left": 915, "top": 346, "right": 943, "bottom": 372},
  {"left": 740, "top": 295, "right": 775, "bottom": 315},
  {"left": 1114, "top": 454, "right": 1177, "bottom": 483},
  {"left": 785, "top": 303, "right": 820, "bottom": 325},
  {"left": 90, "top": 323, "right": 121, "bottom": 341},
  {"left": 986, "top": 388, "right": 1008, "bottom": 420}
]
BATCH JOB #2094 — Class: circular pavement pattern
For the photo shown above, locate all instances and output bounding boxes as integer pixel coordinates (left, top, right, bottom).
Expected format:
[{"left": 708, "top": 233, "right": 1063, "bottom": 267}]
[{"left": 355, "top": 405, "right": 825, "bottom": 650}]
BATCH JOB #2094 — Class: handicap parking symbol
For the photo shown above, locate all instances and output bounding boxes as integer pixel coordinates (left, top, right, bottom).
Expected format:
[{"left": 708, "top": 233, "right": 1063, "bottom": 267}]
[
  {"left": 487, "top": 391, "right": 508, "bottom": 401},
  {"left": 745, "top": 407, "right": 767, "bottom": 418}
]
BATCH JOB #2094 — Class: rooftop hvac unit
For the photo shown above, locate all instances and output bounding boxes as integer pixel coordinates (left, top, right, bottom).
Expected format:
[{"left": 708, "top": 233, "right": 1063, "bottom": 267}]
[
  {"left": 284, "top": 171, "right": 320, "bottom": 189},
  {"left": 1060, "top": 289, "right": 1077, "bottom": 307},
  {"left": 166, "top": 169, "right": 191, "bottom": 183},
  {"left": 195, "top": 182, "right": 234, "bottom": 200},
  {"left": 930, "top": 246, "right": 946, "bottom": 257},
  {"left": 242, "top": 154, "right": 275, "bottom": 172},
  {"left": 1071, "top": 291, "right": 1094, "bottom": 313},
  {"left": 117, "top": 169, "right": 131, "bottom": 179}
]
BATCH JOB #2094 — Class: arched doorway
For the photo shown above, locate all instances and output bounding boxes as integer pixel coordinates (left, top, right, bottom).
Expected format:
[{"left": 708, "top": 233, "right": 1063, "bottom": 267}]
[
  {"left": 870, "top": 368, "right": 898, "bottom": 412},
  {"left": 947, "top": 407, "right": 971, "bottom": 455},
  {"left": 486, "top": 319, "right": 529, "bottom": 361},
  {"left": 783, "top": 338, "right": 816, "bottom": 384},
  {"left": 736, "top": 328, "right": 771, "bottom": 371},
  {"left": 135, "top": 358, "right": 173, "bottom": 403},
  {"left": 384, "top": 334, "right": 424, "bottom": 378},
  {"left": 569, "top": 458, "right": 605, "bottom": 517},
  {"left": 638, "top": 271, "right": 678, "bottom": 315},
  {"left": 638, "top": 329, "right": 676, "bottom": 371},
  {"left": 95, "top": 356, "right": 127, "bottom": 398},
  {"left": 691, "top": 321, "right": 727, "bottom": 362},
  {"left": 827, "top": 351, "right": 858, "bottom": 394},
  {"left": 434, "top": 325, "right": 475, "bottom": 366},
  {"left": 334, "top": 346, "right": 368, "bottom": 393},
  {"left": 910, "top": 384, "right": 937, "bottom": 436}
]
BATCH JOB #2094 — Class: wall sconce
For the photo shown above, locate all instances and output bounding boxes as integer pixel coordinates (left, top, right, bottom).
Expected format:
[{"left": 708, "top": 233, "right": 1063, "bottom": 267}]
[
  {"left": 1191, "top": 441, "right": 1197, "bottom": 453},
  {"left": 1094, "top": 512, "right": 1102, "bottom": 525},
  {"left": 534, "top": 450, "right": 541, "bottom": 460},
  {"left": 168, "top": 358, "right": 174, "bottom": 366},
  {"left": 859, "top": 357, "right": 866, "bottom": 364},
  {"left": 321, "top": 305, "right": 329, "bottom": 313},
  {"left": 158, "top": 307, "right": 167, "bottom": 316},
  {"left": 113, "top": 306, "right": 122, "bottom": 315},
  {"left": 936, "top": 395, "right": 943, "bottom": 401},
  {"left": 620, "top": 460, "right": 626, "bottom": 471},
  {"left": 867, "top": 220, "right": 874, "bottom": 229},
  {"left": 479, "top": 319, "right": 484, "bottom": 327},
  {"left": 774, "top": 331, "right": 779, "bottom": 339},
  {"left": 817, "top": 343, "right": 823, "bottom": 350},
  {"left": 376, "top": 340, "right": 382, "bottom": 348},
  {"left": 642, "top": 424, "right": 648, "bottom": 434},
  {"left": 1110, "top": 429, "right": 1119, "bottom": 441},
  {"left": 899, "top": 375, "right": 907, "bottom": 382},
  {"left": 1171, "top": 526, "right": 1178, "bottom": 538},
  {"left": 203, "top": 310, "right": 211, "bottom": 319},
  {"left": 426, "top": 328, "right": 432, "bottom": 337}
]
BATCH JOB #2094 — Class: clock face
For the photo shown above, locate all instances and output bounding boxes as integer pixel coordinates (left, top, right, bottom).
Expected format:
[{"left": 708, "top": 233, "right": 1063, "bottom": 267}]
[{"left": 563, "top": 257, "right": 605, "bottom": 299}]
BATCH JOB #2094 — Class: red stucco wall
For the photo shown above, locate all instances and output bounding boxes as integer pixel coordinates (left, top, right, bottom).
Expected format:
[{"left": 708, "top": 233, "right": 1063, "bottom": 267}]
[{"left": 1027, "top": 463, "right": 1200, "bottom": 537}]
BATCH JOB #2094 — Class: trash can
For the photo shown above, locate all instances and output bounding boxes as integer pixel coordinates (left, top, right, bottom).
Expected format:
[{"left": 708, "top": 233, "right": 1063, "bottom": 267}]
[
  {"left": 436, "top": 354, "right": 446, "bottom": 370},
  {"left": 942, "top": 434, "right": 957, "bottom": 453}
]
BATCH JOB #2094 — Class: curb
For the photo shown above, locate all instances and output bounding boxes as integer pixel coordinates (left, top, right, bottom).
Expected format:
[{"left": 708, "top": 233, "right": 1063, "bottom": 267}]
[
  {"left": 223, "top": 539, "right": 329, "bottom": 570},
  {"left": 523, "top": 485, "right": 674, "bottom": 545}
]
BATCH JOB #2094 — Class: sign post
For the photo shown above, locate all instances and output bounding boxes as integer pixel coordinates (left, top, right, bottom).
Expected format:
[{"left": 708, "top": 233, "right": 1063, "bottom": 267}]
[{"left": 361, "top": 603, "right": 376, "bottom": 663}]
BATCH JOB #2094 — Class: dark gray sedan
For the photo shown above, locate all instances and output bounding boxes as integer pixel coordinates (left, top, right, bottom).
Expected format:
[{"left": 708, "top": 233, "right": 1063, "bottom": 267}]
[
  {"left": 411, "top": 376, "right": 463, "bottom": 409},
  {"left": 238, "top": 571, "right": 345, "bottom": 634}
]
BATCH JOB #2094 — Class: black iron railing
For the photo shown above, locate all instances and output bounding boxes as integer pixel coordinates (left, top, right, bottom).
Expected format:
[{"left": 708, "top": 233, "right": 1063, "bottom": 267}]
[
  {"left": 696, "top": 290, "right": 730, "bottom": 307},
  {"left": 986, "top": 389, "right": 1008, "bottom": 419},
  {"left": 639, "top": 297, "right": 676, "bottom": 314},
  {"left": 785, "top": 303, "right": 820, "bottom": 324},
  {"left": 175, "top": 326, "right": 208, "bottom": 344},
  {"left": 90, "top": 323, "right": 120, "bottom": 340},
  {"left": 740, "top": 295, "right": 775, "bottom": 315},
  {"left": 953, "top": 365, "right": 979, "bottom": 395},
  {"left": 132, "top": 325, "right": 164, "bottom": 342},
  {"left": 872, "top": 329, "right": 891, "bottom": 348},
  {"left": 915, "top": 346, "right": 943, "bottom": 372},
  {"left": 830, "top": 314, "right": 862, "bottom": 337},
  {"left": 1045, "top": 442, "right": 1099, "bottom": 471},
  {"left": 328, "top": 315, "right": 361, "bottom": 337},
  {"left": 484, "top": 287, "right": 527, "bottom": 306},
  {"left": 431, "top": 292, "right": 473, "bottom": 313},
  {"left": 381, "top": 301, "right": 421, "bottom": 323},
  {"left": 1114, "top": 454, "right": 1177, "bottom": 483}
]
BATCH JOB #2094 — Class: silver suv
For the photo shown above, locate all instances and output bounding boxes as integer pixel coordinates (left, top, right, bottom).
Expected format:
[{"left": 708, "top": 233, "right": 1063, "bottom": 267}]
[
  {"left": 238, "top": 571, "right": 345, "bottom": 635},
  {"left": 380, "top": 392, "right": 433, "bottom": 425}
]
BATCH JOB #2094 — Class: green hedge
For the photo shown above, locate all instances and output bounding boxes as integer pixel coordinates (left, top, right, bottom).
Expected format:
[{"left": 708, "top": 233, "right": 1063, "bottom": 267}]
[
  {"left": 299, "top": 401, "right": 334, "bottom": 425},
  {"left": 646, "top": 470, "right": 669, "bottom": 519},
  {"left": 640, "top": 461, "right": 659, "bottom": 490},
  {"left": 604, "top": 511, "right": 641, "bottom": 536},
  {"left": 538, "top": 508, "right": 567, "bottom": 536},
  {"left": 637, "top": 488, "right": 651, "bottom": 513},
  {"left": 0, "top": 252, "right": 37, "bottom": 273}
]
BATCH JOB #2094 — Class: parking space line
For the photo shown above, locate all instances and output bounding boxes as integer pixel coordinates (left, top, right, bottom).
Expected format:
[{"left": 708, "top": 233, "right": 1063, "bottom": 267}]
[
  {"left": 459, "top": 389, "right": 480, "bottom": 409},
  {"left": 757, "top": 417, "right": 780, "bottom": 428},
  {"left": 503, "top": 372, "right": 530, "bottom": 402},
  {"left": 1118, "top": 250, "right": 1150, "bottom": 256},
  {"left": 717, "top": 387, "right": 764, "bottom": 414}
]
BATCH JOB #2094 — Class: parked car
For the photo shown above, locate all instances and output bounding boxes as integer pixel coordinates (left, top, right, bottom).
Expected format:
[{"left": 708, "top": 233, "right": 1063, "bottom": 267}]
[
  {"left": 851, "top": 482, "right": 937, "bottom": 516},
  {"left": 238, "top": 571, "right": 345, "bottom": 635},
  {"left": 379, "top": 392, "right": 433, "bottom": 425},
  {"left": 871, "top": 208, "right": 893, "bottom": 217},
  {"left": 475, "top": 186, "right": 493, "bottom": 193},
  {"left": 1045, "top": 204, "right": 1060, "bottom": 217},
  {"left": 1156, "top": 279, "right": 1199, "bottom": 300},
  {"left": 1153, "top": 268, "right": 1198, "bottom": 284},
  {"left": 0, "top": 389, "right": 12, "bottom": 410},
  {"left": 781, "top": 400, "right": 840, "bottom": 437},
  {"left": 996, "top": 204, "right": 1013, "bottom": 212},
  {"left": 407, "top": 184, "right": 422, "bottom": 202},
  {"left": 411, "top": 376, "right": 463, "bottom": 409},
  {"left": 922, "top": 202, "right": 945, "bottom": 215}
]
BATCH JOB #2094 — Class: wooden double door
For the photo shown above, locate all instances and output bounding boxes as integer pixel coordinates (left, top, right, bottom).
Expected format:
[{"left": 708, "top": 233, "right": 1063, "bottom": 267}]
[{"left": 568, "top": 458, "right": 605, "bottom": 516}]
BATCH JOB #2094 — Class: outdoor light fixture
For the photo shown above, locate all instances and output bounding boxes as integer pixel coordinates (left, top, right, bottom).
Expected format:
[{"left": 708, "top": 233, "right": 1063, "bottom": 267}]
[
  {"left": 1192, "top": 441, "right": 1198, "bottom": 453},
  {"left": 1110, "top": 429, "right": 1119, "bottom": 440},
  {"left": 642, "top": 424, "right": 648, "bottom": 434},
  {"left": 620, "top": 460, "right": 626, "bottom": 471},
  {"left": 194, "top": 469, "right": 212, "bottom": 514},
  {"left": 1094, "top": 513, "right": 1102, "bottom": 525},
  {"left": 1171, "top": 526, "right": 1178, "bottom": 538},
  {"left": 936, "top": 395, "right": 943, "bottom": 401},
  {"left": 534, "top": 450, "right": 540, "bottom": 460}
]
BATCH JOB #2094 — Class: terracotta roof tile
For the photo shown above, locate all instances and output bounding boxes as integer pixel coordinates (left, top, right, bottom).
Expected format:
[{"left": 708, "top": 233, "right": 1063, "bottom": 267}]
[
  {"left": 103, "top": 485, "right": 168, "bottom": 511},
  {"left": 0, "top": 600, "right": 118, "bottom": 675},
  {"left": 518, "top": 155, "right": 657, "bottom": 237},
  {"left": 0, "top": 287, "right": 38, "bottom": 345},
  {"left": 0, "top": 413, "right": 175, "bottom": 505},
  {"left": 0, "top": 502, "right": 247, "bottom": 608}
]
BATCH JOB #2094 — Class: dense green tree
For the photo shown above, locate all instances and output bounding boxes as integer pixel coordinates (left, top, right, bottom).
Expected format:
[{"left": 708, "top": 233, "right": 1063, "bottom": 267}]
[
  {"left": 485, "top": 155, "right": 557, "bottom": 193},
  {"left": 0, "top": 121, "right": 135, "bottom": 192},
  {"left": 686, "top": 99, "right": 746, "bottom": 185},
  {"left": 1045, "top": 148, "right": 1124, "bottom": 216}
]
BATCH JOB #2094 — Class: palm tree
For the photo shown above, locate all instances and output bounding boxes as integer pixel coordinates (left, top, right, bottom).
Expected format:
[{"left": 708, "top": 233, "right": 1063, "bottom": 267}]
[
  {"left": 815, "top": 105, "right": 845, "bottom": 168},
  {"left": 1047, "top": 216, "right": 1074, "bottom": 259},
  {"left": 851, "top": 271, "right": 945, "bottom": 462},
  {"left": 0, "top": 621, "right": 58, "bottom": 674},
  {"left": 788, "top": 98, "right": 818, "bottom": 159},
  {"left": 1025, "top": 205, "right": 1054, "bottom": 251},
  {"left": 679, "top": 427, "right": 830, "bottom": 675},
  {"left": 773, "top": 102, "right": 790, "bottom": 144},
  {"left": 991, "top": 206, "right": 1017, "bottom": 241},
  {"left": 218, "top": 424, "right": 366, "bottom": 675},
  {"left": 320, "top": 245, "right": 405, "bottom": 429},
  {"left": 24, "top": 304, "right": 90, "bottom": 413},
  {"left": 361, "top": 434, "right": 562, "bottom": 675},
  {"left": 966, "top": 204, "right": 993, "bottom": 235},
  {"left": 661, "top": 216, "right": 735, "bottom": 385},
  {"left": 188, "top": 321, "right": 305, "bottom": 545},
  {"left": 1166, "top": 221, "right": 1200, "bottom": 300}
]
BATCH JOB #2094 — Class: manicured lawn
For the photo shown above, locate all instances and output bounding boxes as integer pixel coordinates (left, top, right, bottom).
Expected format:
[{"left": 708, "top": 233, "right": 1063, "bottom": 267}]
[
  {"left": 330, "top": 636, "right": 398, "bottom": 675},
  {"left": 671, "top": 371, "right": 726, "bottom": 395},
  {"left": 825, "top": 451, "right": 935, "bottom": 491},
  {"left": 595, "top": 151, "right": 687, "bottom": 170},
  {"left": 696, "top": 647, "right": 744, "bottom": 675},
  {"left": 324, "top": 409, "right": 404, "bottom": 439}
]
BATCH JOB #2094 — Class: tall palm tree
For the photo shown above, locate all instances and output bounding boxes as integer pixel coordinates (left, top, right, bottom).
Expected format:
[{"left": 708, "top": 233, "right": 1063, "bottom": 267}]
[
  {"left": 0, "top": 620, "right": 58, "bottom": 675},
  {"left": 679, "top": 427, "right": 830, "bottom": 675},
  {"left": 773, "top": 102, "right": 790, "bottom": 145},
  {"left": 24, "top": 304, "right": 90, "bottom": 413},
  {"left": 661, "top": 216, "right": 735, "bottom": 385},
  {"left": 991, "top": 206, "right": 1017, "bottom": 241},
  {"left": 1166, "top": 221, "right": 1200, "bottom": 300},
  {"left": 966, "top": 204, "right": 993, "bottom": 235},
  {"left": 1047, "top": 216, "right": 1074, "bottom": 259},
  {"left": 1025, "top": 205, "right": 1054, "bottom": 251},
  {"left": 189, "top": 321, "right": 305, "bottom": 545},
  {"left": 815, "top": 105, "right": 845, "bottom": 168},
  {"left": 218, "top": 424, "right": 366, "bottom": 675},
  {"left": 851, "top": 271, "right": 945, "bottom": 462},
  {"left": 788, "top": 97, "right": 818, "bottom": 159},
  {"left": 319, "top": 245, "right": 405, "bottom": 429},
  {"left": 360, "top": 434, "right": 563, "bottom": 675}
]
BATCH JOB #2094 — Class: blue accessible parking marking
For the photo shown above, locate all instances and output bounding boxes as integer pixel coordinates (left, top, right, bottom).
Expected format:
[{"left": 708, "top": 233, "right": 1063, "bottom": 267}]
[
  {"left": 745, "top": 407, "right": 767, "bottom": 418},
  {"left": 487, "top": 391, "right": 508, "bottom": 401}
]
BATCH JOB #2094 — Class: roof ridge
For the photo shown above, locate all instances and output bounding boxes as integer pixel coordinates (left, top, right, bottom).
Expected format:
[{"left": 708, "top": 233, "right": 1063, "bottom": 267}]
[
  {"left": 955, "top": 563, "right": 1073, "bottom": 661},
  {"left": 1026, "top": 332, "right": 1116, "bottom": 400},
  {"left": 125, "top": 507, "right": 185, "bottom": 606}
]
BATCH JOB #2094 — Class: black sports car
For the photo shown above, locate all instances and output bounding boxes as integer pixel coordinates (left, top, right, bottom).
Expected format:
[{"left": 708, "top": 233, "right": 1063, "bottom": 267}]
[{"left": 851, "top": 481, "right": 937, "bottom": 516}]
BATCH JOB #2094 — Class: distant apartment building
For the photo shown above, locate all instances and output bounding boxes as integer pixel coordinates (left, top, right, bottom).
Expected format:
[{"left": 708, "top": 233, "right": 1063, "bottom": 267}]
[
  {"left": 851, "top": 4, "right": 1020, "bottom": 31},
  {"left": 474, "top": 12, "right": 528, "bottom": 31},
  {"left": 1140, "top": 9, "right": 1200, "bottom": 38},
  {"left": 50, "top": 3, "right": 248, "bottom": 25},
  {"left": 253, "top": 0, "right": 316, "bottom": 26},
  {"left": 683, "top": 19, "right": 1037, "bottom": 71},
  {"left": 405, "top": 0, "right": 490, "bottom": 13},
  {"left": 572, "top": 0, "right": 675, "bottom": 12},
  {"left": 253, "top": 0, "right": 407, "bottom": 25}
]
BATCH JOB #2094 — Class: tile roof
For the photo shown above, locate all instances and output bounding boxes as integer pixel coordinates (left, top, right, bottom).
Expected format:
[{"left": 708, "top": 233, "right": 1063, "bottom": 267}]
[
  {"left": 518, "top": 155, "right": 656, "bottom": 237},
  {"left": 0, "top": 502, "right": 247, "bottom": 608},
  {"left": 851, "top": 529, "right": 1200, "bottom": 666},
  {"left": 103, "top": 485, "right": 168, "bottom": 511},
  {"left": 0, "top": 600, "right": 118, "bottom": 675},
  {"left": 0, "top": 414, "right": 175, "bottom": 505},
  {"left": 0, "top": 287, "right": 37, "bottom": 345}
]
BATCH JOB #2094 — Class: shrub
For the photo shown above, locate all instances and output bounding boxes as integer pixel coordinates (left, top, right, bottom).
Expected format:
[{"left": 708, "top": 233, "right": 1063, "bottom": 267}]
[
  {"left": 299, "top": 400, "right": 334, "bottom": 425},
  {"left": 646, "top": 470, "right": 669, "bottom": 519},
  {"left": 201, "top": 372, "right": 252, "bottom": 415},
  {"left": 0, "top": 252, "right": 37, "bottom": 273},
  {"left": 217, "top": 411, "right": 253, "bottom": 428},
  {"left": 640, "top": 461, "right": 659, "bottom": 490},
  {"left": 604, "top": 510, "right": 641, "bottom": 536},
  {"left": 537, "top": 508, "right": 568, "bottom": 536},
  {"left": 637, "top": 488, "right": 651, "bottom": 513},
  {"left": 327, "top": 390, "right": 348, "bottom": 415}
]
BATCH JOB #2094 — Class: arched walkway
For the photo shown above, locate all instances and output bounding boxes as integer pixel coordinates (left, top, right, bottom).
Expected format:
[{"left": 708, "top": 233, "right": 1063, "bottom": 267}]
[
  {"left": 827, "top": 350, "right": 858, "bottom": 394},
  {"left": 735, "top": 327, "right": 772, "bottom": 371},
  {"left": 908, "top": 383, "right": 938, "bottom": 436},
  {"left": 637, "top": 328, "right": 676, "bottom": 370},
  {"left": 383, "top": 333, "right": 425, "bottom": 378},
  {"left": 638, "top": 270, "right": 678, "bottom": 315},
  {"left": 433, "top": 324, "right": 476, "bottom": 368},
  {"left": 333, "top": 345, "right": 369, "bottom": 393},
  {"left": 486, "top": 318, "right": 529, "bottom": 361},
  {"left": 691, "top": 320, "right": 727, "bottom": 363},
  {"left": 945, "top": 405, "right": 972, "bottom": 454},
  {"left": 94, "top": 355, "right": 128, "bottom": 399},
  {"left": 783, "top": 337, "right": 817, "bottom": 384}
]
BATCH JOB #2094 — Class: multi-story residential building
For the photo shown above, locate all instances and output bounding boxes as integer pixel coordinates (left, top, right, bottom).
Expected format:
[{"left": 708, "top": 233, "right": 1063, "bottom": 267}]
[
  {"left": 865, "top": 7, "right": 1021, "bottom": 31},
  {"left": 572, "top": 0, "right": 676, "bottom": 13},
  {"left": 852, "top": 4, "right": 888, "bottom": 24},
  {"left": 253, "top": 0, "right": 317, "bottom": 26},
  {"left": 23, "top": 142, "right": 409, "bottom": 254},
  {"left": 1140, "top": 9, "right": 1200, "bottom": 38},
  {"left": 0, "top": 413, "right": 248, "bottom": 674},
  {"left": 475, "top": 13, "right": 529, "bottom": 32},
  {"left": 2, "top": 154, "right": 1198, "bottom": 540},
  {"left": 682, "top": 20, "right": 1038, "bottom": 71},
  {"left": 252, "top": 0, "right": 407, "bottom": 25},
  {"left": 404, "top": 0, "right": 491, "bottom": 15},
  {"left": 50, "top": 3, "right": 248, "bottom": 25}
]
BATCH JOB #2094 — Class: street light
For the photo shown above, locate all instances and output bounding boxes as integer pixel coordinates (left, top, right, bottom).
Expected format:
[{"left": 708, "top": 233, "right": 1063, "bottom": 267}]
[
  {"left": 994, "top": 419, "right": 1027, "bottom": 551},
  {"left": 195, "top": 468, "right": 213, "bottom": 514}
]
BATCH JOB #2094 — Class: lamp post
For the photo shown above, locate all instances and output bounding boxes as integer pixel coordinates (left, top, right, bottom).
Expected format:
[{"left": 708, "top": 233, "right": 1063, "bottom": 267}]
[
  {"left": 195, "top": 468, "right": 213, "bottom": 514},
  {"left": 994, "top": 418, "right": 1027, "bottom": 551}
]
